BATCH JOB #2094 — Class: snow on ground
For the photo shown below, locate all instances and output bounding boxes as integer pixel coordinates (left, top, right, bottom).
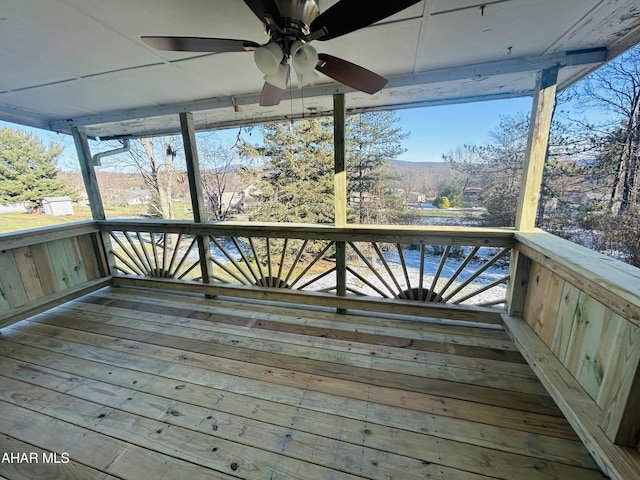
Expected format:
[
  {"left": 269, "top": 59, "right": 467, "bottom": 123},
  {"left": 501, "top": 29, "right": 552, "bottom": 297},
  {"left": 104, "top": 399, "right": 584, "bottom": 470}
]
[
  {"left": 308, "top": 246, "right": 507, "bottom": 306},
  {"left": 112, "top": 222, "right": 509, "bottom": 307},
  {"left": 208, "top": 238, "right": 508, "bottom": 307}
]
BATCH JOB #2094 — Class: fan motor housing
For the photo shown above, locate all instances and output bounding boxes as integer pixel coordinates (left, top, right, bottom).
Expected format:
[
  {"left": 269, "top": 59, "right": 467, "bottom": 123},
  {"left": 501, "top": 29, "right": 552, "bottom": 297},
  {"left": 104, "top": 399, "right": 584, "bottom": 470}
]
[{"left": 274, "top": 0, "right": 319, "bottom": 30}]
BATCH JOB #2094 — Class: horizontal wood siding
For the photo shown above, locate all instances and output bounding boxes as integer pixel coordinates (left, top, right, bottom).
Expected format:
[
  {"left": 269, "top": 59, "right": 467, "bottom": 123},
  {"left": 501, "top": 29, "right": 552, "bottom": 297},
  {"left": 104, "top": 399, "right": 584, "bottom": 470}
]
[
  {"left": 524, "top": 263, "right": 640, "bottom": 405},
  {"left": 519, "top": 249, "right": 640, "bottom": 449},
  {"left": 0, "top": 229, "right": 108, "bottom": 327},
  {"left": 523, "top": 261, "right": 564, "bottom": 346}
]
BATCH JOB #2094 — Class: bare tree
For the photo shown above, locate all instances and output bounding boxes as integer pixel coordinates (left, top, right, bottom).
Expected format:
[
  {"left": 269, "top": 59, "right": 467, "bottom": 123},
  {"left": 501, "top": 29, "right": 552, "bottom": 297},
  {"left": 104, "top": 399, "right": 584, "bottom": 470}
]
[
  {"left": 140, "top": 137, "right": 182, "bottom": 219},
  {"left": 443, "top": 145, "right": 485, "bottom": 193},
  {"left": 198, "top": 132, "right": 257, "bottom": 221},
  {"left": 573, "top": 47, "right": 640, "bottom": 213},
  {"left": 106, "top": 136, "right": 184, "bottom": 220},
  {"left": 443, "top": 114, "right": 529, "bottom": 226}
]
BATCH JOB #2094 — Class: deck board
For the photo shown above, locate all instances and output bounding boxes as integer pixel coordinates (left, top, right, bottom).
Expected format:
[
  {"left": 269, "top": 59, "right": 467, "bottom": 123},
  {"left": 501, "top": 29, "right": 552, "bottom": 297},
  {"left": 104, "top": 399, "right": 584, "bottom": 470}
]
[{"left": 0, "top": 286, "right": 606, "bottom": 479}]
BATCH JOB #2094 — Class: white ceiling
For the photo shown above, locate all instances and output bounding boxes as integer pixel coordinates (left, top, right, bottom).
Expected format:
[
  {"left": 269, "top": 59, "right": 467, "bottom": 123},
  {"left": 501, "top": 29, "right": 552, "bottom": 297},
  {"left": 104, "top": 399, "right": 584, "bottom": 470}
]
[{"left": 1, "top": 0, "right": 640, "bottom": 139}]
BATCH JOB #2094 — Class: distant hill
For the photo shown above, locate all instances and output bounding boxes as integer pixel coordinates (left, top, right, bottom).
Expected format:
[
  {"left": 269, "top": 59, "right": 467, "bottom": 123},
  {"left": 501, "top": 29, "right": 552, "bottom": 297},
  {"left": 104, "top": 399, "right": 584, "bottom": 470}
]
[
  {"left": 388, "top": 160, "right": 452, "bottom": 179},
  {"left": 385, "top": 160, "right": 453, "bottom": 200},
  {"left": 390, "top": 160, "right": 449, "bottom": 169}
]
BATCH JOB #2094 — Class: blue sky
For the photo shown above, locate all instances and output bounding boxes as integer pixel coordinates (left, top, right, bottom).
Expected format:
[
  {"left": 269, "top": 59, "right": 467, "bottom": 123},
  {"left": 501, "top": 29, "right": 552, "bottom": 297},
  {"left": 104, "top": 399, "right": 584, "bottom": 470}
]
[
  {"left": 209, "top": 96, "right": 535, "bottom": 164},
  {"left": 1, "top": 95, "right": 538, "bottom": 168},
  {"left": 394, "top": 97, "right": 533, "bottom": 162}
]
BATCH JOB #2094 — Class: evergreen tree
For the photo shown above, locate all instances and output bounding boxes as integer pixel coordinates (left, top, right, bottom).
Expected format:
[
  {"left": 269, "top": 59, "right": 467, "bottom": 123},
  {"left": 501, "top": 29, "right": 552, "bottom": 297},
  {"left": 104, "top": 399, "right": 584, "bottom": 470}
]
[
  {"left": 241, "top": 112, "right": 410, "bottom": 226},
  {"left": 0, "top": 127, "right": 72, "bottom": 208},
  {"left": 436, "top": 196, "right": 451, "bottom": 209},
  {"left": 347, "top": 111, "right": 408, "bottom": 223},
  {"left": 240, "top": 119, "right": 335, "bottom": 224},
  {"left": 434, "top": 180, "right": 464, "bottom": 208}
]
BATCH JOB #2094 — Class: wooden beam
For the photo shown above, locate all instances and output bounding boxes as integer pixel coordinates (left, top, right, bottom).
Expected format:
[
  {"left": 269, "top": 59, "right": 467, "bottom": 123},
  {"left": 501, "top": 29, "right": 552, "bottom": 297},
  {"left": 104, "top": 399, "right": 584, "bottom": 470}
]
[
  {"left": 179, "top": 112, "right": 213, "bottom": 285},
  {"left": 0, "top": 277, "right": 112, "bottom": 330},
  {"left": 180, "top": 112, "right": 206, "bottom": 223},
  {"left": 96, "top": 220, "right": 516, "bottom": 247},
  {"left": 333, "top": 94, "right": 348, "bottom": 312},
  {"left": 51, "top": 49, "right": 606, "bottom": 137},
  {"left": 333, "top": 94, "right": 347, "bottom": 227},
  {"left": 70, "top": 127, "right": 105, "bottom": 221},
  {"left": 506, "top": 250, "right": 532, "bottom": 317},
  {"left": 335, "top": 240, "right": 347, "bottom": 314},
  {"left": 70, "top": 127, "right": 116, "bottom": 275},
  {"left": 515, "top": 68, "right": 558, "bottom": 231},
  {"left": 112, "top": 275, "right": 504, "bottom": 324}
]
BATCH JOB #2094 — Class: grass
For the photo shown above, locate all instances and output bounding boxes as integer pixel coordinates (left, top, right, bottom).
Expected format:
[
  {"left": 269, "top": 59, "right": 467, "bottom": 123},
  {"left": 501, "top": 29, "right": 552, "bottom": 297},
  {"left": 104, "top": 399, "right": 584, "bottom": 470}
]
[
  {"left": 0, "top": 201, "right": 482, "bottom": 234},
  {"left": 0, "top": 209, "right": 93, "bottom": 233},
  {"left": 0, "top": 201, "right": 193, "bottom": 234}
]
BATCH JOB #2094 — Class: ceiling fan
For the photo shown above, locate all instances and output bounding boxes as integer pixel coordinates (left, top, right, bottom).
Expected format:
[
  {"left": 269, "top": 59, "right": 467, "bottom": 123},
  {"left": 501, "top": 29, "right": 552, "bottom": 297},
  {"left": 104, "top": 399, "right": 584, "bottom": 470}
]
[{"left": 142, "top": 0, "right": 421, "bottom": 106}]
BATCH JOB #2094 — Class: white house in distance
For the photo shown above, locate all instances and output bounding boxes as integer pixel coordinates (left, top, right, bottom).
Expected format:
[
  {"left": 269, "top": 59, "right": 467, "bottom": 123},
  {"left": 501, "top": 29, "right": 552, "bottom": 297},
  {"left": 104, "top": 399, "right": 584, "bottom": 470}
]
[
  {"left": 0, "top": 202, "right": 28, "bottom": 214},
  {"left": 41, "top": 196, "right": 74, "bottom": 216}
]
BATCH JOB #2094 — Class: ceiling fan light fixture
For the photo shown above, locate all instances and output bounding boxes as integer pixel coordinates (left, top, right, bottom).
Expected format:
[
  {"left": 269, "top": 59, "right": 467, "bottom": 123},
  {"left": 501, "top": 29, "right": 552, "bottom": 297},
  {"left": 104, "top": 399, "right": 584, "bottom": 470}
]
[
  {"left": 291, "top": 41, "right": 319, "bottom": 86},
  {"left": 254, "top": 42, "right": 284, "bottom": 76},
  {"left": 264, "top": 63, "right": 289, "bottom": 89}
]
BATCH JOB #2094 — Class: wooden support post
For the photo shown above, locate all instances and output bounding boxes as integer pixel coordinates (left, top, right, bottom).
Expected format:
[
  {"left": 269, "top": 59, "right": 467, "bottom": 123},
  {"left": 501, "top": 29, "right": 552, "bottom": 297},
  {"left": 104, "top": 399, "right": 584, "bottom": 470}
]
[
  {"left": 71, "top": 127, "right": 105, "bottom": 221},
  {"left": 335, "top": 240, "right": 347, "bottom": 312},
  {"left": 515, "top": 67, "right": 558, "bottom": 231},
  {"left": 506, "top": 249, "right": 532, "bottom": 317},
  {"left": 179, "top": 112, "right": 213, "bottom": 287},
  {"left": 71, "top": 126, "right": 115, "bottom": 275},
  {"left": 334, "top": 94, "right": 347, "bottom": 227},
  {"left": 333, "top": 94, "right": 348, "bottom": 313}
]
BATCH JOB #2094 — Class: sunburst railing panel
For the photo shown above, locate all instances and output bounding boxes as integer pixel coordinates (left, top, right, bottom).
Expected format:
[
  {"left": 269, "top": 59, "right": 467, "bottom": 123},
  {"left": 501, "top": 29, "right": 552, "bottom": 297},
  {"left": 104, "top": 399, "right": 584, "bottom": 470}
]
[
  {"left": 109, "top": 231, "right": 201, "bottom": 280},
  {"left": 208, "top": 235, "right": 337, "bottom": 292},
  {"left": 101, "top": 221, "right": 514, "bottom": 311},
  {"left": 345, "top": 242, "right": 510, "bottom": 306}
]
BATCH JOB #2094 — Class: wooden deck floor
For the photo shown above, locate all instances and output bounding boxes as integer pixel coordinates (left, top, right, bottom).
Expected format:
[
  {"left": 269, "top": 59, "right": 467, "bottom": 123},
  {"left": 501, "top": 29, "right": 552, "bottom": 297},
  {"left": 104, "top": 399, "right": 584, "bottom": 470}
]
[{"left": 0, "top": 286, "right": 605, "bottom": 480}]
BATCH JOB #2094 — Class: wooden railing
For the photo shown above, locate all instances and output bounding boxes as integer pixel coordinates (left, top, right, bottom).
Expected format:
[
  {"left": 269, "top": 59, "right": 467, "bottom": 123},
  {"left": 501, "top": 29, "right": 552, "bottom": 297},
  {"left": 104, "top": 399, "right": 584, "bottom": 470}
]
[
  {"left": 100, "top": 220, "right": 514, "bottom": 323},
  {"left": 108, "top": 229, "right": 201, "bottom": 280},
  {"left": 505, "top": 230, "right": 640, "bottom": 480},
  {"left": 3, "top": 219, "right": 640, "bottom": 478},
  {"left": 0, "top": 221, "right": 111, "bottom": 329}
]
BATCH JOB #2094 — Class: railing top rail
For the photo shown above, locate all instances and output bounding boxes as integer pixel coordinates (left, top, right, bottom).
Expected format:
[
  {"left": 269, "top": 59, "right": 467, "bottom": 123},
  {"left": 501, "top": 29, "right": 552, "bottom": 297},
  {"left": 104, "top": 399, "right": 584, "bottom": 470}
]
[
  {"left": 98, "top": 219, "right": 516, "bottom": 247},
  {"left": 515, "top": 230, "right": 640, "bottom": 326},
  {"left": 0, "top": 220, "right": 99, "bottom": 251}
]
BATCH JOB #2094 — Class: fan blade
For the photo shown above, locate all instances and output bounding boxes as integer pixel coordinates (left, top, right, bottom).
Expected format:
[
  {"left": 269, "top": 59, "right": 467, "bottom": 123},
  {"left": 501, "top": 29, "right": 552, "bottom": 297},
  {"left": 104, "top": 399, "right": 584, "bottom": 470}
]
[
  {"left": 243, "top": 0, "right": 284, "bottom": 30},
  {"left": 310, "top": 0, "right": 422, "bottom": 41},
  {"left": 315, "top": 53, "right": 387, "bottom": 94},
  {"left": 260, "top": 82, "right": 286, "bottom": 106},
  {"left": 260, "top": 64, "right": 290, "bottom": 106},
  {"left": 142, "top": 36, "right": 259, "bottom": 52}
]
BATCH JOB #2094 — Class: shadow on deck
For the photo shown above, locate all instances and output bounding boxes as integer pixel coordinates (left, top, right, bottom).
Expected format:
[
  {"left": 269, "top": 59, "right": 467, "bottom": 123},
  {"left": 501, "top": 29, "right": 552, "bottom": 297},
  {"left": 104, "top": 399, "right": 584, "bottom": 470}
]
[{"left": 0, "top": 286, "right": 605, "bottom": 479}]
